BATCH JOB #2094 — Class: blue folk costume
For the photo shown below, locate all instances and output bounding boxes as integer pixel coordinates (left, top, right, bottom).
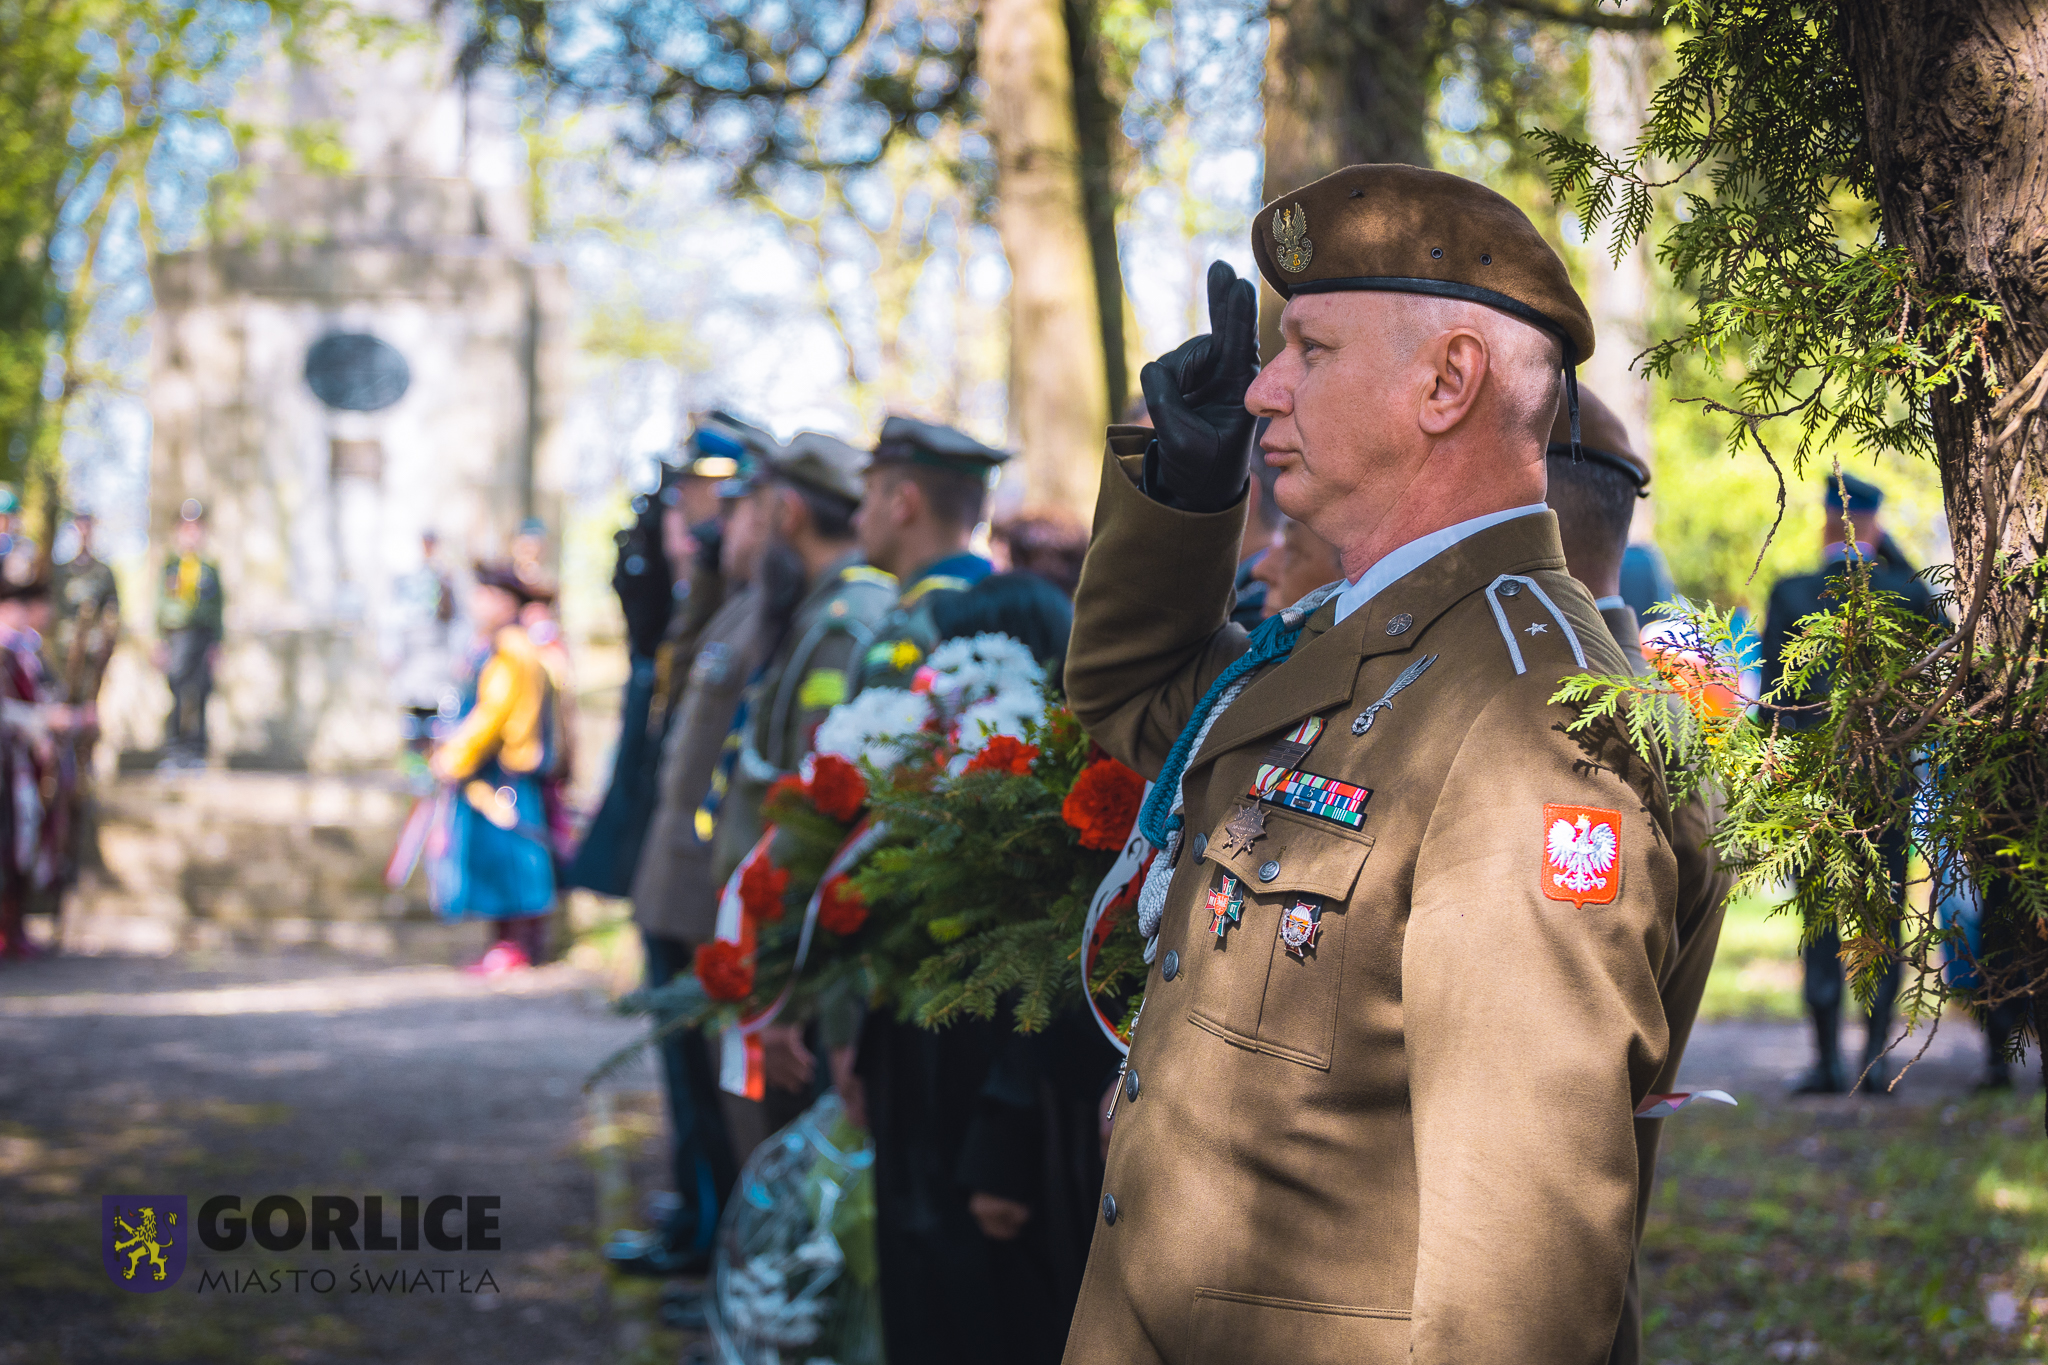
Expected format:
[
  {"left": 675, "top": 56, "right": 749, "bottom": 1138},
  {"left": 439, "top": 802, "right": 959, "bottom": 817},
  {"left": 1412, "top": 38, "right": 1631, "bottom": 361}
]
[{"left": 429, "top": 623, "right": 558, "bottom": 919}]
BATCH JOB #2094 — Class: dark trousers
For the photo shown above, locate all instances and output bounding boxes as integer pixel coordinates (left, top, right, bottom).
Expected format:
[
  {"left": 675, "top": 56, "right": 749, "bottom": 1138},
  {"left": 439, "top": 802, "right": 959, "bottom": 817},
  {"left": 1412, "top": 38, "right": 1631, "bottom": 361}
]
[
  {"left": 642, "top": 932, "right": 741, "bottom": 1253},
  {"left": 1801, "top": 824, "right": 1908, "bottom": 1067},
  {"left": 163, "top": 630, "right": 214, "bottom": 761}
]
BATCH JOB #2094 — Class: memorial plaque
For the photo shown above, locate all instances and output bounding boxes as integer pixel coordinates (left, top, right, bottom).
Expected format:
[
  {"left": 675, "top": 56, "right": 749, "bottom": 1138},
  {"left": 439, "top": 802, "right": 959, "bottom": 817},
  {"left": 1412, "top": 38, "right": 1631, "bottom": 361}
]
[{"left": 304, "top": 332, "right": 410, "bottom": 412}]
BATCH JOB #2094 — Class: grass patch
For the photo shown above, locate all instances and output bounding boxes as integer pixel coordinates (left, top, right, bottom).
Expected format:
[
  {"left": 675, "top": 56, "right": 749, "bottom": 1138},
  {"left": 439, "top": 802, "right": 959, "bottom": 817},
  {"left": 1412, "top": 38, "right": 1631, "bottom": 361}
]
[
  {"left": 1699, "top": 892, "right": 1805, "bottom": 1022},
  {"left": 1642, "top": 1087, "right": 2048, "bottom": 1362}
]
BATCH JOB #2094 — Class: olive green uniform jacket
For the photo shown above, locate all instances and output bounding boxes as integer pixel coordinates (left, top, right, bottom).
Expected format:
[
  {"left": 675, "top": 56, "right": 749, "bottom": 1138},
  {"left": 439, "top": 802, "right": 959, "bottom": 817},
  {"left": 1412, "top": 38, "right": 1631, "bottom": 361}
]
[
  {"left": 630, "top": 581, "right": 764, "bottom": 945},
  {"left": 1601, "top": 604, "right": 1730, "bottom": 1365},
  {"left": 710, "top": 554, "right": 897, "bottom": 886},
  {"left": 852, "top": 566, "right": 978, "bottom": 692},
  {"left": 1062, "top": 436, "right": 1679, "bottom": 1365}
]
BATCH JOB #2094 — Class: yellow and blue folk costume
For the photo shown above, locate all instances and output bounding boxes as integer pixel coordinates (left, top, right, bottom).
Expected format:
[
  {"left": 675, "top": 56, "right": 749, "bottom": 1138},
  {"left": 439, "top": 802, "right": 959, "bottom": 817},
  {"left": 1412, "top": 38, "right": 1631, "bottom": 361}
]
[{"left": 429, "top": 624, "right": 559, "bottom": 919}]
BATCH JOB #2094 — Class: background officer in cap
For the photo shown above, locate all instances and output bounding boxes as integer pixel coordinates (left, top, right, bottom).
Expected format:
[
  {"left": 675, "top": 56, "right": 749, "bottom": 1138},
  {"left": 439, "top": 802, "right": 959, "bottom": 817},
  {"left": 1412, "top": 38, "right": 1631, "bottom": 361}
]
[
  {"left": 154, "top": 500, "right": 223, "bottom": 771},
  {"left": 1542, "top": 385, "right": 1732, "bottom": 1365},
  {"left": 601, "top": 416, "right": 780, "bottom": 1293},
  {"left": 1760, "top": 470, "right": 1939, "bottom": 1095},
  {"left": 570, "top": 410, "right": 778, "bottom": 899},
  {"left": 851, "top": 415, "right": 1006, "bottom": 691},
  {"left": 1063, "top": 164, "right": 1678, "bottom": 1365}
]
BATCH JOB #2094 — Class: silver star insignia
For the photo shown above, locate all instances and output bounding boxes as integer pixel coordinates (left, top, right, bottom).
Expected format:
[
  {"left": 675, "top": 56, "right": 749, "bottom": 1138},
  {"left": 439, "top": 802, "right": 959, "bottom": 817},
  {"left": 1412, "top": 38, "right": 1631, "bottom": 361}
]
[{"left": 1524, "top": 621, "right": 1548, "bottom": 636}]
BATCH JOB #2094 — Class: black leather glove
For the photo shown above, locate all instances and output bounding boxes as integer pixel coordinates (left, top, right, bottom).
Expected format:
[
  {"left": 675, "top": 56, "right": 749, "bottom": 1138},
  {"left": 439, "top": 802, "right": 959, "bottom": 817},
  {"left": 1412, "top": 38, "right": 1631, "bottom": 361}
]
[{"left": 1139, "top": 260, "right": 1260, "bottom": 514}]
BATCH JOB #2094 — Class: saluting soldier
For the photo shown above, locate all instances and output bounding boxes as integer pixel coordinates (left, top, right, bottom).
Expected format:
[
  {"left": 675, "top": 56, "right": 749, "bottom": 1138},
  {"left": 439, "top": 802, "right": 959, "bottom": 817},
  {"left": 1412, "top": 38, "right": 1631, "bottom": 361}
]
[
  {"left": 851, "top": 415, "right": 1006, "bottom": 692},
  {"left": 1541, "top": 386, "right": 1732, "bottom": 1365},
  {"left": 709, "top": 432, "right": 898, "bottom": 884},
  {"left": 1063, "top": 165, "right": 1679, "bottom": 1365}
]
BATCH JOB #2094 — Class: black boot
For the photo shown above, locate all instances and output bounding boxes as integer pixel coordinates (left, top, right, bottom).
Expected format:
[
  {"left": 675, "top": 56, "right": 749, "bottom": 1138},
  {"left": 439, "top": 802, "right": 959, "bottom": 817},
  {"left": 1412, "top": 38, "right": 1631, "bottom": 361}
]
[{"left": 1792, "top": 1004, "right": 1847, "bottom": 1094}]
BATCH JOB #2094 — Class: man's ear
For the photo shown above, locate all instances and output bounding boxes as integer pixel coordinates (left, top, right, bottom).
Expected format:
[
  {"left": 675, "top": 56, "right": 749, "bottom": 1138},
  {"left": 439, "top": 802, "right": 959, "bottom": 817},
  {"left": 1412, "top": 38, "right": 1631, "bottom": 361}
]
[
  {"left": 1417, "top": 328, "right": 1491, "bottom": 437},
  {"left": 893, "top": 473, "right": 926, "bottom": 526}
]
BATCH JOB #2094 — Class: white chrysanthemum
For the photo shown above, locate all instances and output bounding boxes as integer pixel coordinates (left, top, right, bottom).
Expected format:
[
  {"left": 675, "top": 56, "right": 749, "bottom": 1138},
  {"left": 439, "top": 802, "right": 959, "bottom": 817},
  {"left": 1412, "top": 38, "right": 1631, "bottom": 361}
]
[
  {"left": 954, "top": 686, "right": 1048, "bottom": 753},
  {"left": 814, "top": 687, "right": 933, "bottom": 771},
  {"left": 926, "top": 633, "right": 1045, "bottom": 708}
]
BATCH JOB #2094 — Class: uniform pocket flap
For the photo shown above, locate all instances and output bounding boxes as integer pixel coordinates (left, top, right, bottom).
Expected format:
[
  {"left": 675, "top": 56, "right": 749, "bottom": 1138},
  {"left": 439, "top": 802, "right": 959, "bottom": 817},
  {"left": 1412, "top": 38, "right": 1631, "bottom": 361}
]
[{"left": 1201, "top": 805, "right": 1373, "bottom": 901}]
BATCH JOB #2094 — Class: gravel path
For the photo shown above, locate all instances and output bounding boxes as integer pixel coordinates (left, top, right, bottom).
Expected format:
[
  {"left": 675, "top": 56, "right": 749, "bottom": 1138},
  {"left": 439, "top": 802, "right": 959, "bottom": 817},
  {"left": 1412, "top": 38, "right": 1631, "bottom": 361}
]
[{"left": 0, "top": 951, "right": 662, "bottom": 1365}]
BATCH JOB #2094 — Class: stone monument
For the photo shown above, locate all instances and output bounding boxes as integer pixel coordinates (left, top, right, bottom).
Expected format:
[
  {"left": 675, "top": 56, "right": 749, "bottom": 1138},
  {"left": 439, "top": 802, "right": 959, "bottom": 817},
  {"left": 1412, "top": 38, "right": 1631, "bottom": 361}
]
[{"left": 143, "top": 4, "right": 569, "bottom": 770}]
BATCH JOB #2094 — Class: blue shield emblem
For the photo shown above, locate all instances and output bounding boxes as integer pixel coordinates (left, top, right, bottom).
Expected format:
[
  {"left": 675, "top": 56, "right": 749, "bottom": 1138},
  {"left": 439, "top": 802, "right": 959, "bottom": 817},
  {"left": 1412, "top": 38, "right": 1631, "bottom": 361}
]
[{"left": 102, "top": 1195, "right": 187, "bottom": 1292}]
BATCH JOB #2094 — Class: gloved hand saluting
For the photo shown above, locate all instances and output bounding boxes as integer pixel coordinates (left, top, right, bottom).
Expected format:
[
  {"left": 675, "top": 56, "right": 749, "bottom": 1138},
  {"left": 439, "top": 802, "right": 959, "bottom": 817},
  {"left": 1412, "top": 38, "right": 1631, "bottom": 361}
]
[{"left": 1139, "top": 260, "right": 1260, "bottom": 514}]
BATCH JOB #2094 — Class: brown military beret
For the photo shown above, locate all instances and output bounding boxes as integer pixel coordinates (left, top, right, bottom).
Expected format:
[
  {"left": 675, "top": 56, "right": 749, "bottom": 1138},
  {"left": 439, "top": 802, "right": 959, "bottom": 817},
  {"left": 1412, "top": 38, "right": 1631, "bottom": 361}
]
[
  {"left": 1547, "top": 383, "right": 1649, "bottom": 489},
  {"left": 1252, "top": 164, "right": 1596, "bottom": 364}
]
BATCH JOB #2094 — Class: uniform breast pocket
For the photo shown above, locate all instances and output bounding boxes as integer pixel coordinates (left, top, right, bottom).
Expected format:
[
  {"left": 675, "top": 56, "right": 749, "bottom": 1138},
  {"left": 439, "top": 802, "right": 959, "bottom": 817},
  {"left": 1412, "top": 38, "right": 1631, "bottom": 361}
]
[{"left": 1191, "top": 805, "right": 1372, "bottom": 1070}]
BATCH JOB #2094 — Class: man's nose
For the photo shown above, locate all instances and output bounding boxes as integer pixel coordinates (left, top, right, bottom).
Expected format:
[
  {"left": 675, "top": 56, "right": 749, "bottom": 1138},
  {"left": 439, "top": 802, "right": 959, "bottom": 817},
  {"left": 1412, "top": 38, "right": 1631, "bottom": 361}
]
[{"left": 1245, "top": 357, "right": 1291, "bottom": 418}]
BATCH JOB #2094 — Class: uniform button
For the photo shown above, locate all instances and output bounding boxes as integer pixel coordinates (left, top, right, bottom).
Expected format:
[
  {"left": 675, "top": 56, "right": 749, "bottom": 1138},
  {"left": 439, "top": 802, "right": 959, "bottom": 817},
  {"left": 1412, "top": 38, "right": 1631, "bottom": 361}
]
[
  {"left": 1124, "top": 1069, "right": 1141, "bottom": 1102},
  {"left": 1498, "top": 580, "right": 1522, "bottom": 598},
  {"left": 1385, "top": 613, "right": 1413, "bottom": 636},
  {"left": 1192, "top": 833, "right": 1208, "bottom": 859},
  {"left": 1161, "top": 949, "right": 1179, "bottom": 981},
  {"left": 1258, "top": 859, "right": 1280, "bottom": 882},
  {"left": 1101, "top": 1194, "right": 1119, "bottom": 1225}
]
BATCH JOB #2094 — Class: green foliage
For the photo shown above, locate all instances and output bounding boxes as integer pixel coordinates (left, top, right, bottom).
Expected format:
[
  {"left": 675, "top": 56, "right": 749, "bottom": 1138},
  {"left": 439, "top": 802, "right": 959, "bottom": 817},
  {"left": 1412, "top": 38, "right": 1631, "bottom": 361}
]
[
  {"left": 1535, "top": 1, "right": 2048, "bottom": 1089},
  {"left": 851, "top": 705, "right": 1145, "bottom": 1035},
  {"left": 1531, "top": 1, "right": 1999, "bottom": 485}
]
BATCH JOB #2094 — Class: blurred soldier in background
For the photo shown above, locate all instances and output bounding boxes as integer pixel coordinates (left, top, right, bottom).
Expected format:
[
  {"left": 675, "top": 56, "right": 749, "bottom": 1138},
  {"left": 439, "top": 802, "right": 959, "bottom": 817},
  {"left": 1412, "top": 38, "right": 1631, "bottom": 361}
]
[
  {"left": 48, "top": 512, "right": 118, "bottom": 887},
  {"left": 1762, "top": 471, "right": 1940, "bottom": 1096},
  {"left": 571, "top": 412, "right": 775, "bottom": 898},
  {"left": 0, "top": 578, "right": 86, "bottom": 957},
  {"left": 605, "top": 427, "right": 779, "bottom": 1302},
  {"left": 1248, "top": 515, "right": 1343, "bottom": 619},
  {"left": 851, "top": 416, "right": 1005, "bottom": 691},
  {"left": 1544, "top": 385, "right": 1732, "bottom": 1365},
  {"left": 153, "top": 500, "right": 222, "bottom": 771}
]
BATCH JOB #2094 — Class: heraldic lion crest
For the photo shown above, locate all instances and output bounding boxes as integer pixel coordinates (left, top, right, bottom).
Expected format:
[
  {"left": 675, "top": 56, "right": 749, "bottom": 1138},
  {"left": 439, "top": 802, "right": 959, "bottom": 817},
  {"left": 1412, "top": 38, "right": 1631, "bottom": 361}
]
[
  {"left": 101, "top": 1194, "right": 187, "bottom": 1292},
  {"left": 1272, "top": 202, "right": 1313, "bottom": 273},
  {"left": 114, "top": 1205, "right": 174, "bottom": 1281}
]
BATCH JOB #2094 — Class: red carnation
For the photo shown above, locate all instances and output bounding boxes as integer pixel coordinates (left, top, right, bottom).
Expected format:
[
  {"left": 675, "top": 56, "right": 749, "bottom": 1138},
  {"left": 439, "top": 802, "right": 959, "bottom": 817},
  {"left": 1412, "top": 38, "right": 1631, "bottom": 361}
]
[
  {"left": 965, "top": 735, "right": 1040, "bottom": 776},
  {"left": 739, "top": 854, "right": 791, "bottom": 922},
  {"left": 764, "top": 774, "right": 808, "bottom": 809},
  {"left": 817, "top": 874, "right": 870, "bottom": 936},
  {"left": 694, "top": 939, "right": 755, "bottom": 1001},
  {"left": 1062, "top": 758, "right": 1145, "bottom": 851},
  {"left": 808, "top": 754, "right": 869, "bottom": 822}
]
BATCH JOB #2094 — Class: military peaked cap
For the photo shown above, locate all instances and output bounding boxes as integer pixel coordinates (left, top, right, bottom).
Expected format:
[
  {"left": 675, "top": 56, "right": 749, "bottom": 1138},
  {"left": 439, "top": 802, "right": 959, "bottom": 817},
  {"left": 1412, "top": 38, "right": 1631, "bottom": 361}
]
[
  {"left": 1253, "top": 164, "right": 1595, "bottom": 364},
  {"left": 773, "top": 431, "right": 870, "bottom": 506},
  {"left": 1546, "top": 383, "right": 1649, "bottom": 490},
  {"left": 683, "top": 409, "right": 779, "bottom": 482},
  {"left": 872, "top": 415, "right": 1010, "bottom": 478},
  {"left": 1822, "top": 470, "right": 1884, "bottom": 512}
]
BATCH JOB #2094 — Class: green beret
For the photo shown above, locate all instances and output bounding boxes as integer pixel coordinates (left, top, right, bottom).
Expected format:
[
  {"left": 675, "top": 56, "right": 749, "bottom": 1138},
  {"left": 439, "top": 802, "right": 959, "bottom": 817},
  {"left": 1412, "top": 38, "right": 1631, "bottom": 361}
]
[{"left": 1253, "top": 164, "right": 1596, "bottom": 364}]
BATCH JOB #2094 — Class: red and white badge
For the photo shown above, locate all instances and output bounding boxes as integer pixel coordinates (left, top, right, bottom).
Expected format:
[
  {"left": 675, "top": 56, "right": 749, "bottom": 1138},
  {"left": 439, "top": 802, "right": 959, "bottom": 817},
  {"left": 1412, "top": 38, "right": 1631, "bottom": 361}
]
[{"left": 1542, "top": 803, "right": 1622, "bottom": 909}]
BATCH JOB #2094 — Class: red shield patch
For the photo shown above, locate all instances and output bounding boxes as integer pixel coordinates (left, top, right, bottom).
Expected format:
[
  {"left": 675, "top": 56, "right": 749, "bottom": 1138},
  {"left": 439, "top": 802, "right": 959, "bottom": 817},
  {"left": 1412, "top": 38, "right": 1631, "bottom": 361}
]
[{"left": 1542, "top": 803, "right": 1622, "bottom": 909}]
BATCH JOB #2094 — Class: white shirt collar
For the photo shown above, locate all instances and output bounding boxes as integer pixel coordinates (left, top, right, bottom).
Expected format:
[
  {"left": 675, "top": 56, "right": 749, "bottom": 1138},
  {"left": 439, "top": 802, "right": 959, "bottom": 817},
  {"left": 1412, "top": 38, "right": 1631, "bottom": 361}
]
[{"left": 1330, "top": 504, "right": 1548, "bottom": 625}]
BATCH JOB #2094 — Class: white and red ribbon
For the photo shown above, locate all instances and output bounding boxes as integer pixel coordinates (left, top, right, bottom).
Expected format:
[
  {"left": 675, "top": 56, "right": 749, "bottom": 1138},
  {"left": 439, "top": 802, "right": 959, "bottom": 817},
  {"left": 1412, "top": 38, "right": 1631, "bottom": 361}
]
[
  {"left": 1634, "top": 1089, "right": 1736, "bottom": 1118},
  {"left": 716, "top": 820, "right": 891, "bottom": 1098},
  {"left": 1079, "top": 784, "right": 1155, "bottom": 1058}
]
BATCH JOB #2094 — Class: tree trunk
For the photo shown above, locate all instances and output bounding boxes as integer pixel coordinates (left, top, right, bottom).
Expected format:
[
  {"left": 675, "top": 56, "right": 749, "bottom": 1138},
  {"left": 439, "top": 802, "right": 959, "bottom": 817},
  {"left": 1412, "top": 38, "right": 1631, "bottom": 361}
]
[
  {"left": 983, "top": 0, "right": 1112, "bottom": 517},
  {"left": 1063, "top": 0, "right": 1130, "bottom": 422},
  {"left": 1836, "top": 0, "right": 2048, "bottom": 1115},
  {"left": 1257, "top": 0, "right": 1438, "bottom": 359},
  {"left": 1585, "top": 24, "right": 1658, "bottom": 540},
  {"left": 1839, "top": 0, "right": 2048, "bottom": 645}
]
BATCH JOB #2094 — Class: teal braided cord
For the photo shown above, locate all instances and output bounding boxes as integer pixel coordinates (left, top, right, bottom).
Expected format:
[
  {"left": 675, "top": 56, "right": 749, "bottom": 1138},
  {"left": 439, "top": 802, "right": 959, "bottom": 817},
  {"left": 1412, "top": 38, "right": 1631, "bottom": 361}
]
[{"left": 1136, "top": 610, "right": 1302, "bottom": 848}]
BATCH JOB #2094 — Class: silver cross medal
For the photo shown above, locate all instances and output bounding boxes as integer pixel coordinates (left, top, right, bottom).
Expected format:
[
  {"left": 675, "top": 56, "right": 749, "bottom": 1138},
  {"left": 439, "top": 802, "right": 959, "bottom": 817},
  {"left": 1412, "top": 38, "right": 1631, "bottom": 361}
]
[{"left": 1352, "top": 654, "right": 1439, "bottom": 736}]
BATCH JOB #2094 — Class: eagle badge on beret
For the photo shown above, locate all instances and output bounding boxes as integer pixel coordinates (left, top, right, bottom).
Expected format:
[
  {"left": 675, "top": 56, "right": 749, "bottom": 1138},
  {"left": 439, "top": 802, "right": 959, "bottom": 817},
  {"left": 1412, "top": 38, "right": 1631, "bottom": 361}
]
[{"left": 1272, "top": 202, "right": 1313, "bottom": 273}]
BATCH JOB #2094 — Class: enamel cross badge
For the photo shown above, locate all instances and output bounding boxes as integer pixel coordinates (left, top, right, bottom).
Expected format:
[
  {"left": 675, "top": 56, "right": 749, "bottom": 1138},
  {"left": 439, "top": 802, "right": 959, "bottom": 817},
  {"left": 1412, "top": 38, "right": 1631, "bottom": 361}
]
[
  {"left": 1542, "top": 803, "right": 1622, "bottom": 909},
  {"left": 1278, "top": 898, "right": 1322, "bottom": 958},
  {"left": 1207, "top": 875, "right": 1245, "bottom": 940}
]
